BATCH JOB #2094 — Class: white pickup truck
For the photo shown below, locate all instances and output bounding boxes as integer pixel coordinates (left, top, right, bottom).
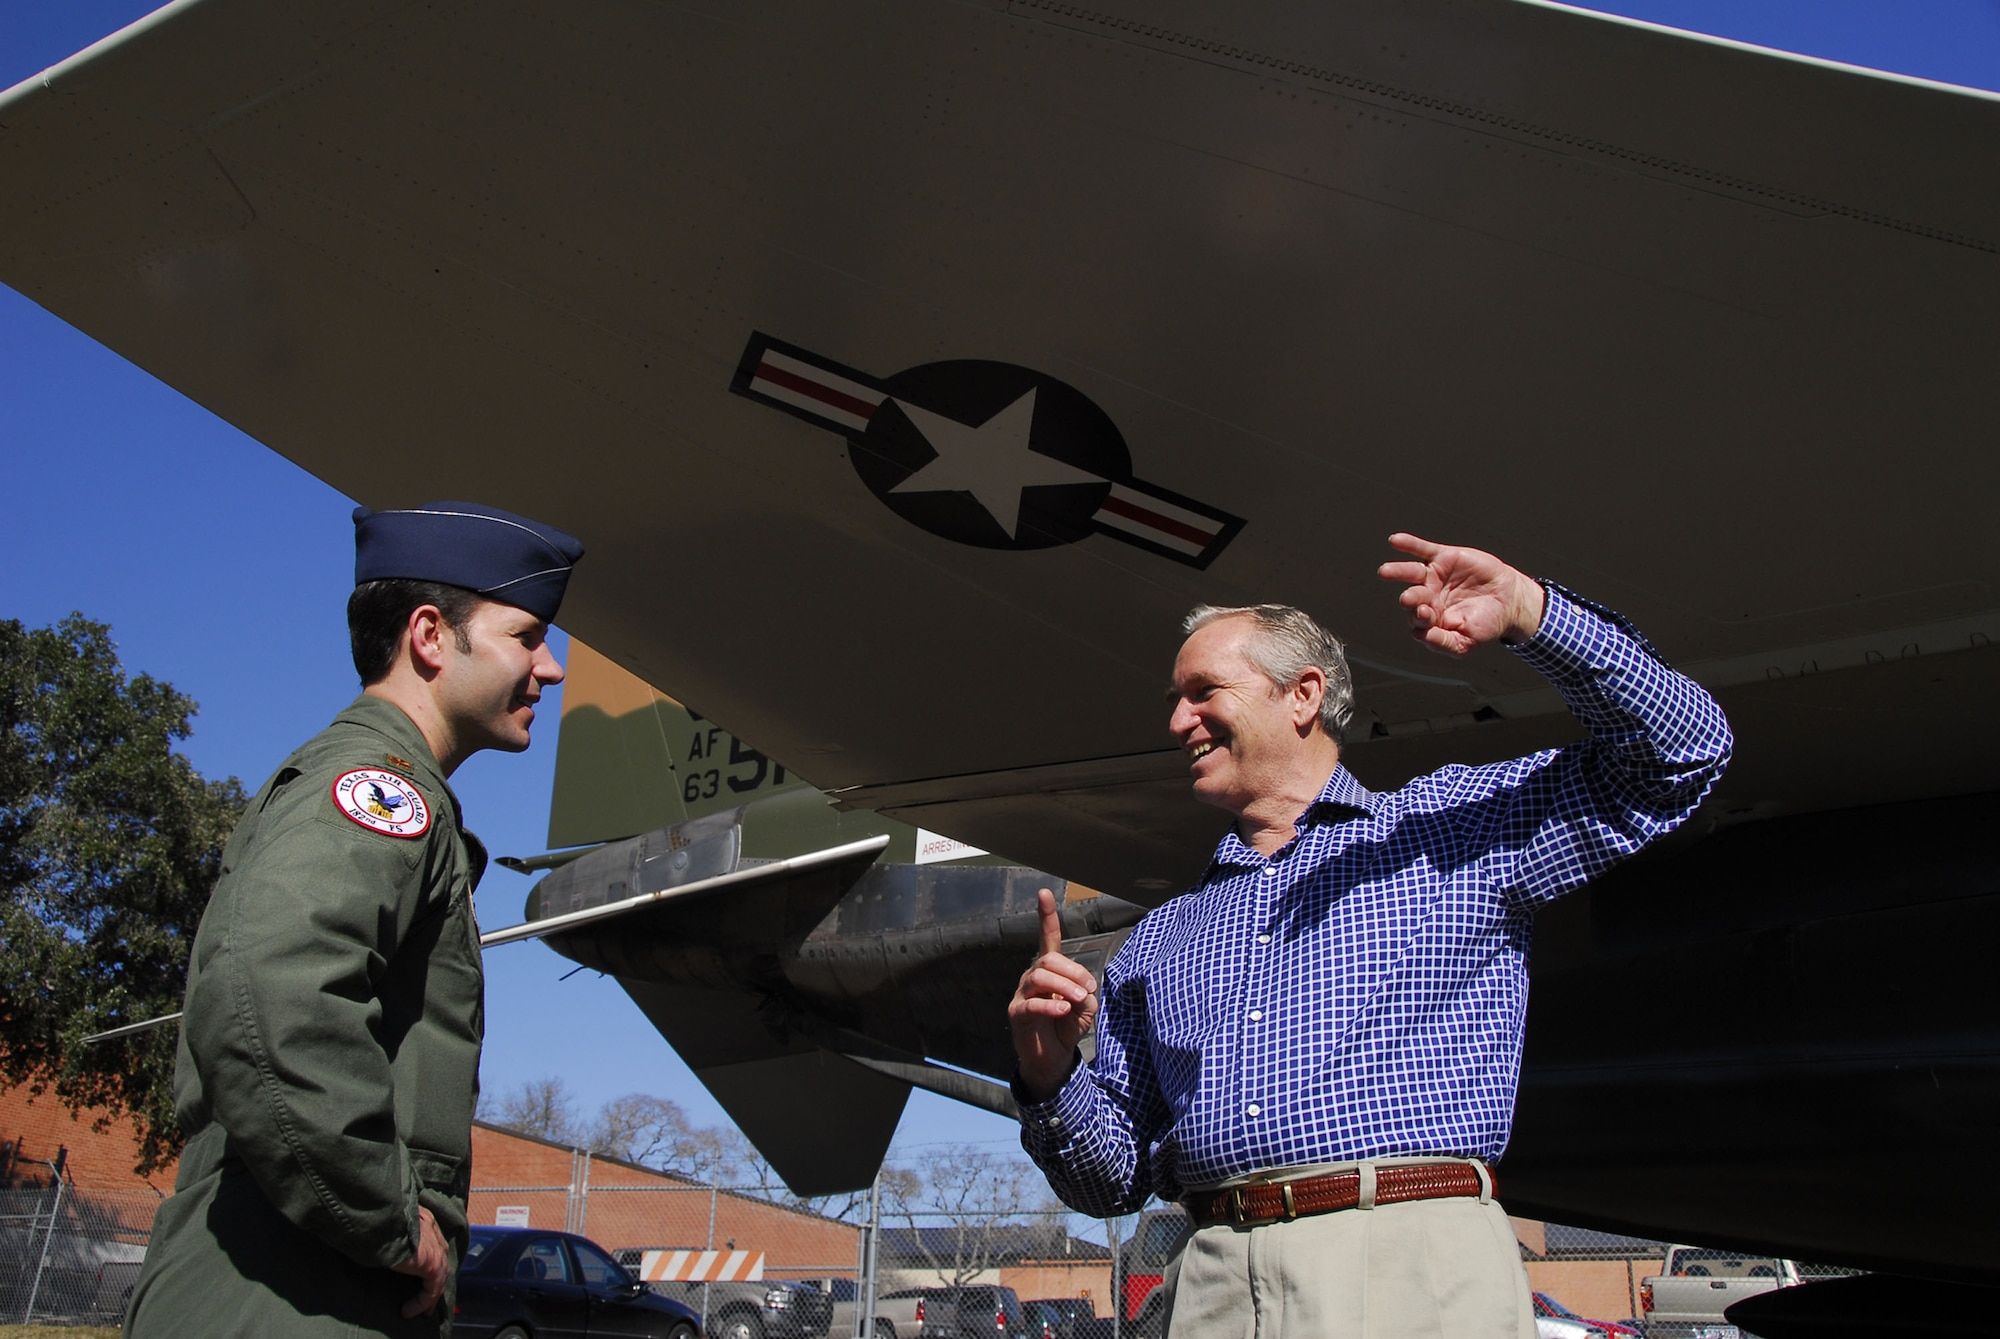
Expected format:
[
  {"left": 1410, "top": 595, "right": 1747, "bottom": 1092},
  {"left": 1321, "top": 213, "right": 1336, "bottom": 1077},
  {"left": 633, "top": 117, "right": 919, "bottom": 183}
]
[
  {"left": 1639, "top": 1244, "right": 1801, "bottom": 1338},
  {"left": 812, "top": 1276, "right": 918, "bottom": 1339}
]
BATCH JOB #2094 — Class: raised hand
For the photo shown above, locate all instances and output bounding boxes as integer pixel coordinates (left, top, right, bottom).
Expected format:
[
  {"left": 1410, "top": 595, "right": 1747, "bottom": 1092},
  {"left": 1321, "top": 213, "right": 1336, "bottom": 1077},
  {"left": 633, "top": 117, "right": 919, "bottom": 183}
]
[
  {"left": 1007, "top": 888, "right": 1099, "bottom": 1103},
  {"left": 1376, "top": 533, "right": 1545, "bottom": 657}
]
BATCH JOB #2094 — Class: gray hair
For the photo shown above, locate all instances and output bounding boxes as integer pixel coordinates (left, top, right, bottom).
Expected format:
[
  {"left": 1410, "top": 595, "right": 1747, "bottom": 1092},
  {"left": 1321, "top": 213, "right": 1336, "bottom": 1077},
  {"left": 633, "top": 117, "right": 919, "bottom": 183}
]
[{"left": 1182, "top": 604, "right": 1356, "bottom": 744}]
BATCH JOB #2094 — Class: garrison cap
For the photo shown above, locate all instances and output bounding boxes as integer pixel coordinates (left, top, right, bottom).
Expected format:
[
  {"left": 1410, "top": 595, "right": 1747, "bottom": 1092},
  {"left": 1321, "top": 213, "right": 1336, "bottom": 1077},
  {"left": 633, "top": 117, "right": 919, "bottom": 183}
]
[{"left": 352, "top": 501, "right": 584, "bottom": 623}]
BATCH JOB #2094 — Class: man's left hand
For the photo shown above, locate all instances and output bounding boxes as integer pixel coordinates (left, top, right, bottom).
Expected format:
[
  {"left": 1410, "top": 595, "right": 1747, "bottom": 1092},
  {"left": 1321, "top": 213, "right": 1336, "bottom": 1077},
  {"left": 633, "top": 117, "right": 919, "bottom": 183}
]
[{"left": 1377, "top": 533, "right": 1545, "bottom": 657}]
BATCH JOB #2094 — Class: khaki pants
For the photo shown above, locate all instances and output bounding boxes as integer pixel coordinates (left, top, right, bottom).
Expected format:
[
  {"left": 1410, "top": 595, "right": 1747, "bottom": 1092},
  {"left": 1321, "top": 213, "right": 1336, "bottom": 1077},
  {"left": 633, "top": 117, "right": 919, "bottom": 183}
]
[{"left": 1161, "top": 1161, "right": 1536, "bottom": 1339}]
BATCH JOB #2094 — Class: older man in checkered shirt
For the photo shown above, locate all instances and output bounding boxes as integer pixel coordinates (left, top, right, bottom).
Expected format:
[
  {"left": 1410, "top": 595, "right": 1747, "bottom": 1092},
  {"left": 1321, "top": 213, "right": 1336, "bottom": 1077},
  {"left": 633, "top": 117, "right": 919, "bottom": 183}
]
[{"left": 1008, "top": 533, "right": 1732, "bottom": 1339}]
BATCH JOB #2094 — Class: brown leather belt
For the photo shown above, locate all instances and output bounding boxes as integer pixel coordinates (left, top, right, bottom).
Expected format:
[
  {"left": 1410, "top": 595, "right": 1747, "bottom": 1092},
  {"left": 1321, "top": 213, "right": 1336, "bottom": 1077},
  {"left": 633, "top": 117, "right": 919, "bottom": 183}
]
[{"left": 1184, "top": 1162, "right": 1491, "bottom": 1229}]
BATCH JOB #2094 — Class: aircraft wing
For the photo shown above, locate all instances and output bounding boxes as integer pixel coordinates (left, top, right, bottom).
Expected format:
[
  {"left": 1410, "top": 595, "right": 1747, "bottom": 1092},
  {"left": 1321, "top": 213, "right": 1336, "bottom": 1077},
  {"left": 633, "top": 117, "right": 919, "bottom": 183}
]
[
  {"left": 2, "top": 0, "right": 1995, "bottom": 901},
  {"left": 531, "top": 826, "right": 918, "bottom": 1199},
  {"left": 612, "top": 977, "right": 913, "bottom": 1201},
  {"left": 515, "top": 766, "right": 1052, "bottom": 1196}
]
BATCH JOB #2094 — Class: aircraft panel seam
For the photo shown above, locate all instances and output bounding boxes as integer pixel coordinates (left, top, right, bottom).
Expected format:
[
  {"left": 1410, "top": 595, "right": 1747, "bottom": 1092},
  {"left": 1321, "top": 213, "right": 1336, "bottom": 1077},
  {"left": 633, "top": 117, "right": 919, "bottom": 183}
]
[{"left": 1006, "top": 0, "right": 2000, "bottom": 254}]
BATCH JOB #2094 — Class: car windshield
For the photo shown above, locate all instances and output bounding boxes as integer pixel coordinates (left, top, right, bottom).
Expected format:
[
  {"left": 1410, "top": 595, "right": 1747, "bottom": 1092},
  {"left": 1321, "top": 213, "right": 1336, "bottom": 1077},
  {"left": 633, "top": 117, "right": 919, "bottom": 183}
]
[
  {"left": 464, "top": 1229, "right": 504, "bottom": 1270},
  {"left": 1537, "top": 1293, "right": 1580, "bottom": 1318}
]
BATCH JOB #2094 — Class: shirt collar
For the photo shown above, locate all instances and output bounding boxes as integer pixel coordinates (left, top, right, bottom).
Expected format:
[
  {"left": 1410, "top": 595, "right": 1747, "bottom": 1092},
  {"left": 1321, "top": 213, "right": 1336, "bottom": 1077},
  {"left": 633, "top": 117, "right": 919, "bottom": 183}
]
[
  {"left": 1308, "top": 764, "right": 1379, "bottom": 822},
  {"left": 1207, "top": 765, "right": 1379, "bottom": 872}
]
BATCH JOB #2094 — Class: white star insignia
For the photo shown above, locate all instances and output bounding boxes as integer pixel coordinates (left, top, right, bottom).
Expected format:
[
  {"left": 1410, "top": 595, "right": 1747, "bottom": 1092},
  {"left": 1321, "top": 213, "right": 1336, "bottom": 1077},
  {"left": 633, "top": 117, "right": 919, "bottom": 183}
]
[{"left": 889, "top": 389, "right": 1101, "bottom": 539}]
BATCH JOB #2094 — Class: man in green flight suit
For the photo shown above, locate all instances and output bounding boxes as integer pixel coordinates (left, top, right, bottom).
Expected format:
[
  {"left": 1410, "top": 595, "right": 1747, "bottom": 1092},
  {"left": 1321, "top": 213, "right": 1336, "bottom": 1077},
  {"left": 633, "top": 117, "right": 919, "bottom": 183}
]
[{"left": 126, "top": 501, "right": 584, "bottom": 1338}]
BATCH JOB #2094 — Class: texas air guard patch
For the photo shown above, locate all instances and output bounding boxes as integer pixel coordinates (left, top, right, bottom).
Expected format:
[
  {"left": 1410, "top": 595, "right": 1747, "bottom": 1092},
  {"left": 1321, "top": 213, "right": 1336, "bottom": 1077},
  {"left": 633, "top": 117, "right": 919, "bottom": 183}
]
[{"left": 332, "top": 769, "right": 432, "bottom": 838}]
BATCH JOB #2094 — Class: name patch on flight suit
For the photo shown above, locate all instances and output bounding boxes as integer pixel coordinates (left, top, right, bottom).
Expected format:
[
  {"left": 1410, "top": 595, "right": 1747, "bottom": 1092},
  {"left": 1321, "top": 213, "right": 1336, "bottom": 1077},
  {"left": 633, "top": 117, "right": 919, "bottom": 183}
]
[{"left": 331, "top": 769, "right": 433, "bottom": 838}]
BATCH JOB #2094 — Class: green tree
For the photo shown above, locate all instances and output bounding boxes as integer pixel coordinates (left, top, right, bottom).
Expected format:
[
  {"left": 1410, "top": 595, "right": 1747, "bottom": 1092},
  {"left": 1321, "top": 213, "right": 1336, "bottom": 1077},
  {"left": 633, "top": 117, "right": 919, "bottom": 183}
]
[{"left": 0, "top": 614, "right": 246, "bottom": 1174}]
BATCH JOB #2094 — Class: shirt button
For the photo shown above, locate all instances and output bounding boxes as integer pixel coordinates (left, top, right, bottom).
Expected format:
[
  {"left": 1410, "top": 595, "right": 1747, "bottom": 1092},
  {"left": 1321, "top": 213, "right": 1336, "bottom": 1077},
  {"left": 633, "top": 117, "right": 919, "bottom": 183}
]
[
  {"left": 1261, "top": 867, "right": 1277, "bottom": 878},
  {"left": 1245, "top": 1104, "right": 1262, "bottom": 1117},
  {"left": 1257, "top": 934, "right": 1272, "bottom": 944},
  {"left": 1248, "top": 1010, "right": 1263, "bottom": 1022}
]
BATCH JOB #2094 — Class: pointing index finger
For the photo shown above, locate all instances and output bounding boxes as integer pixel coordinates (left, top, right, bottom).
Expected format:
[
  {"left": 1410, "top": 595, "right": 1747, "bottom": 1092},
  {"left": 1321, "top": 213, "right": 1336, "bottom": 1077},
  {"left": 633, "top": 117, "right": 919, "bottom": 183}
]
[{"left": 1037, "top": 887, "right": 1064, "bottom": 958}]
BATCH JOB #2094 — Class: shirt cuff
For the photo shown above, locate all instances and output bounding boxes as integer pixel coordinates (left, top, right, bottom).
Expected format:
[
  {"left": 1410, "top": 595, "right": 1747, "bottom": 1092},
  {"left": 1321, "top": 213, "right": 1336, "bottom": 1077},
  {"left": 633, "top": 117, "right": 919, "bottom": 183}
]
[
  {"left": 1507, "top": 581, "right": 1622, "bottom": 680},
  {"left": 1012, "top": 1059, "right": 1087, "bottom": 1154}
]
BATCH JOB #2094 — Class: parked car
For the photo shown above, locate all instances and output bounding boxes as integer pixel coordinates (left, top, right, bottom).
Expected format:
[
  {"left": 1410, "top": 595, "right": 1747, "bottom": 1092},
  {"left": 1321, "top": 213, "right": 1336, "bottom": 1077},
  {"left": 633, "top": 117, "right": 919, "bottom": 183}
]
[
  {"left": 1533, "top": 1290, "right": 1642, "bottom": 1338},
  {"left": 0, "top": 1222, "right": 145, "bottom": 1323},
  {"left": 811, "top": 1275, "right": 904, "bottom": 1339},
  {"left": 455, "top": 1226, "right": 702, "bottom": 1339},
  {"left": 611, "top": 1247, "right": 830, "bottom": 1339},
  {"left": 1021, "top": 1297, "right": 1094, "bottom": 1339},
  {"left": 1639, "top": 1244, "right": 1801, "bottom": 1339},
  {"left": 873, "top": 1285, "right": 940, "bottom": 1337},
  {"left": 1108, "top": 1205, "right": 1191, "bottom": 1337},
  {"left": 1535, "top": 1317, "right": 1606, "bottom": 1339},
  {"left": 910, "top": 1283, "right": 1031, "bottom": 1338}
]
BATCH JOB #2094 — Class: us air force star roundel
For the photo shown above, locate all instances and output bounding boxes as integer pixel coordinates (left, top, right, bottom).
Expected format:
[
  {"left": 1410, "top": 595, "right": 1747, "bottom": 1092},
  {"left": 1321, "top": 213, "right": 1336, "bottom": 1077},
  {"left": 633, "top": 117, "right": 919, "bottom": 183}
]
[
  {"left": 729, "top": 332, "right": 1246, "bottom": 568},
  {"left": 332, "top": 769, "right": 432, "bottom": 839}
]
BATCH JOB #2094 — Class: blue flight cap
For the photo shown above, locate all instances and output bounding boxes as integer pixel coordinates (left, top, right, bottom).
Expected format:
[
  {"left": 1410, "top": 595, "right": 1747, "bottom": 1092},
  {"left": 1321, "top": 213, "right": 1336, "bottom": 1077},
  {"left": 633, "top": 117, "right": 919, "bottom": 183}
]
[{"left": 352, "top": 501, "right": 585, "bottom": 623}]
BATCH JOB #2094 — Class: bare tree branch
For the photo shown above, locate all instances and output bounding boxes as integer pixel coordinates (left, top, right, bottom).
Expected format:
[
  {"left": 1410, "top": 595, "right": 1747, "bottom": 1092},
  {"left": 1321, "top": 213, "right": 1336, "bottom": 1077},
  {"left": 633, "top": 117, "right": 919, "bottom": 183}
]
[{"left": 884, "top": 1145, "right": 1045, "bottom": 1286}]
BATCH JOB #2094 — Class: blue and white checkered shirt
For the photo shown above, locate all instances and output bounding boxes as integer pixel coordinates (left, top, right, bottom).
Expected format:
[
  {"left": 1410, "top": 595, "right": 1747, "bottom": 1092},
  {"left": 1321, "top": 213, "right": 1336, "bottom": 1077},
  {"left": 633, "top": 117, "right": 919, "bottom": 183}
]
[{"left": 1018, "top": 585, "right": 1731, "bottom": 1216}]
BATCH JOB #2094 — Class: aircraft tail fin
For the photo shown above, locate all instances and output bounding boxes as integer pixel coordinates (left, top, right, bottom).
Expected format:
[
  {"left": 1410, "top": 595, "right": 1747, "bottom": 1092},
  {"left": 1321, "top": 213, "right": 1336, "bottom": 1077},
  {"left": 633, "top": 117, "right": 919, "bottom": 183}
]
[{"left": 550, "top": 639, "right": 809, "bottom": 849}]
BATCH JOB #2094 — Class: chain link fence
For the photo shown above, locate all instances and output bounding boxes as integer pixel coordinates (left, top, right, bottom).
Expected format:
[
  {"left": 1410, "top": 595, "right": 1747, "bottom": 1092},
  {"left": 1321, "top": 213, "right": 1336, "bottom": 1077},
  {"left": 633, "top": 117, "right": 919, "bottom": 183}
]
[
  {"left": 1516, "top": 1222, "right": 1863, "bottom": 1331},
  {"left": 0, "top": 1168, "right": 1866, "bottom": 1333},
  {"left": 0, "top": 1184, "right": 161, "bottom": 1325},
  {"left": 468, "top": 1178, "right": 861, "bottom": 1278}
]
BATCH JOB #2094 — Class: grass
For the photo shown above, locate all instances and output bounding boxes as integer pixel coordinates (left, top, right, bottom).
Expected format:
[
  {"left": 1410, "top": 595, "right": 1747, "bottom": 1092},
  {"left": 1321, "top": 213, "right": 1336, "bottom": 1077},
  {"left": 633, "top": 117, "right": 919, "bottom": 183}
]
[{"left": 0, "top": 1327, "right": 122, "bottom": 1338}]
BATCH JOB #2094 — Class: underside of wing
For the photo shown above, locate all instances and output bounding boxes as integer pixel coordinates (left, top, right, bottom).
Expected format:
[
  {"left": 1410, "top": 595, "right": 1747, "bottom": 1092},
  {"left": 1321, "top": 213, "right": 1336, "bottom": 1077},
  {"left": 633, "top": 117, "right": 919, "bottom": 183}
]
[
  {"left": 534, "top": 844, "right": 1078, "bottom": 1194},
  {"left": 7, "top": 0, "right": 2000, "bottom": 1276},
  {"left": 2, "top": 0, "right": 1995, "bottom": 896},
  {"left": 615, "top": 976, "right": 913, "bottom": 1199},
  {"left": 1508, "top": 790, "right": 2000, "bottom": 1284}
]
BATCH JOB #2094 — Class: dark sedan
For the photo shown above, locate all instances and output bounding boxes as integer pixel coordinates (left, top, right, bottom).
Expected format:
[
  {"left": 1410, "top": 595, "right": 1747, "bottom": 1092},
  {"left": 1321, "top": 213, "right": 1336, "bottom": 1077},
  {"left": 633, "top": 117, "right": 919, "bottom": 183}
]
[
  {"left": 455, "top": 1226, "right": 702, "bottom": 1339},
  {"left": 1023, "top": 1297, "right": 1096, "bottom": 1339}
]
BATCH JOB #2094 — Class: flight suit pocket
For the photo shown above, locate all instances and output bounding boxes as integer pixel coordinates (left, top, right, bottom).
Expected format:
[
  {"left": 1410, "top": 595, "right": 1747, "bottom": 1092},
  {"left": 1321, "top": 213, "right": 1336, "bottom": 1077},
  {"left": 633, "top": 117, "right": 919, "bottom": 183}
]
[
  {"left": 409, "top": 1147, "right": 471, "bottom": 1273},
  {"left": 407, "top": 1148, "right": 462, "bottom": 1193}
]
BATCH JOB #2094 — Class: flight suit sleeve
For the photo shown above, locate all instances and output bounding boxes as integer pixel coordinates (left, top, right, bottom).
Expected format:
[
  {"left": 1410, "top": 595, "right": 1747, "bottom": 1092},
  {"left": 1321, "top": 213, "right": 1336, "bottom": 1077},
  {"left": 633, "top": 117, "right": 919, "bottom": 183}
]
[{"left": 179, "top": 761, "right": 451, "bottom": 1270}]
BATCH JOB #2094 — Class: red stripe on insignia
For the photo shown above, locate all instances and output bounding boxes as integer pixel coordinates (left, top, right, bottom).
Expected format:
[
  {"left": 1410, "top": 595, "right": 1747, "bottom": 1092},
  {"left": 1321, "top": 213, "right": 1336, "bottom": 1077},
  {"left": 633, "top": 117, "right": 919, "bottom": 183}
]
[
  {"left": 1097, "top": 494, "right": 1217, "bottom": 546},
  {"left": 754, "top": 361, "right": 879, "bottom": 422}
]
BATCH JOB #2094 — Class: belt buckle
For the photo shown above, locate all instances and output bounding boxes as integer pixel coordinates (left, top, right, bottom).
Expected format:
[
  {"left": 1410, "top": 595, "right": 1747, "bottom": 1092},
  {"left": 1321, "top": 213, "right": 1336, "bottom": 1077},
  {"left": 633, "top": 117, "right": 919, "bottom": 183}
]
[{"left": 1224, "top": 1180, "right": 1296, "bottom": 1228}]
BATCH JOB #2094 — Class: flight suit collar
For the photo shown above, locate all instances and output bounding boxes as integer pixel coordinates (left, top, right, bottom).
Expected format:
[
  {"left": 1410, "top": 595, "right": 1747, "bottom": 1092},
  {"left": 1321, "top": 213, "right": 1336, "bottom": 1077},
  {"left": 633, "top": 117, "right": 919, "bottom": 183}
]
[
  {"left": 330, "top": 694, "right": 488, "bottom": 893},
  {"left": 331, "top": 693, "right": 463, "bottom": 824}
]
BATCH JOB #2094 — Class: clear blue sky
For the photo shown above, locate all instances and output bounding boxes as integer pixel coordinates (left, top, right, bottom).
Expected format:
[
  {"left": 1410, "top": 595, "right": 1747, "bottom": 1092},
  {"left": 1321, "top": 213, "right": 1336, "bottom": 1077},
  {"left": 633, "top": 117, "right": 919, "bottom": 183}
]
[{"left": 4, "top": 2, "right": 1997, "bottom": 1170}]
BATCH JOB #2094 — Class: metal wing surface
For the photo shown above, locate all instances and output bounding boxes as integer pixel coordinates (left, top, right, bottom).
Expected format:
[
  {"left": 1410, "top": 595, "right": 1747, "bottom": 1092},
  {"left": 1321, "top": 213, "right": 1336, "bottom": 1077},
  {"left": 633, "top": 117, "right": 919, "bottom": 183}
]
[
  {"left": 536, "top": 831, "right": 917, "bottom": 1199},
  {"left": 2, "top": 0, "right": 1996, "bottom": 905}
]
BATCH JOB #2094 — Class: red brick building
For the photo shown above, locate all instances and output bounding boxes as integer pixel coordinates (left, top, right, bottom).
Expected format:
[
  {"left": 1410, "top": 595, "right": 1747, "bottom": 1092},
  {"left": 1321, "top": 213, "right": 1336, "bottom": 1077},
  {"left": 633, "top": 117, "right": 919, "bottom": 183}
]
[
  {"left": 0, "top": 1080, "right": 1663, "bottom": 1323},
  {"left": 0, "top": 1081, "right": 175, "bottom": 1196},
  {"left": 0, "top": 1082, "right": 859, "bottom": 1281},
  {"left": 467, "top": 1124, "right": 861, "bottom": 1279}
]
